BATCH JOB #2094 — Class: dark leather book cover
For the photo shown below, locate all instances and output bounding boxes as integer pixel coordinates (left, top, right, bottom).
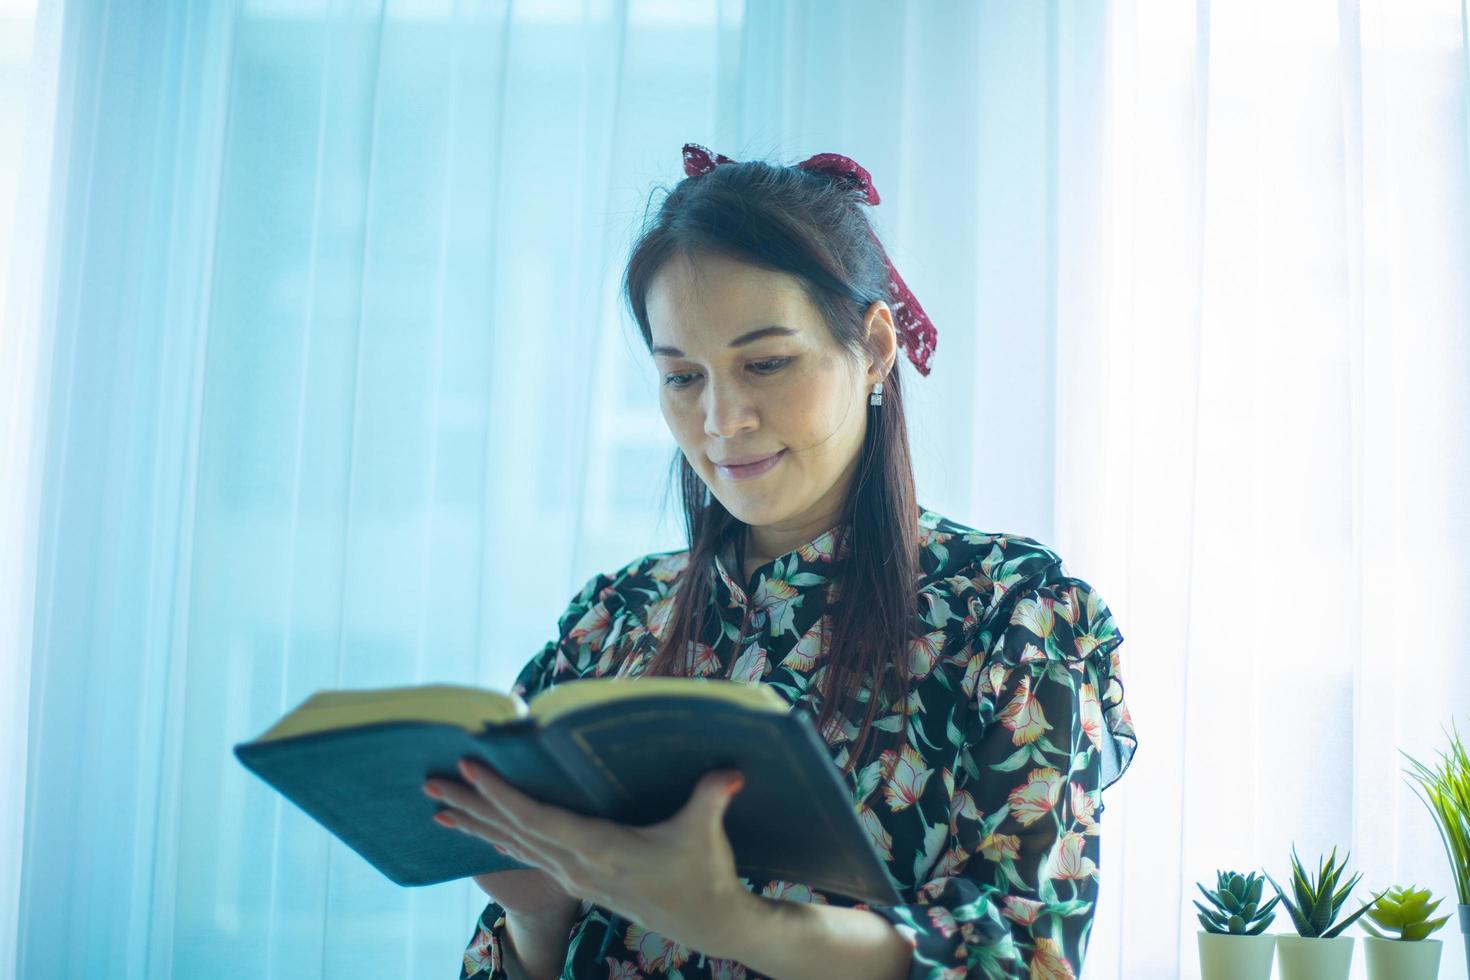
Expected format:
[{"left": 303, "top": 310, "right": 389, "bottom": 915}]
[{"left": 232, "top": 686, "right": 903, "bottom": 907}]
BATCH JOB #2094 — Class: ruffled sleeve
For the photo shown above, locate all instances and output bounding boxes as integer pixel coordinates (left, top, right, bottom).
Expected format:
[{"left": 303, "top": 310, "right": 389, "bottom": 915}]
[
  {"left": 458, "top": 568, "right": 621, "bottom": 980},
  {"left": 864, "top": 561, "right": 1137, "bottom": 979}
]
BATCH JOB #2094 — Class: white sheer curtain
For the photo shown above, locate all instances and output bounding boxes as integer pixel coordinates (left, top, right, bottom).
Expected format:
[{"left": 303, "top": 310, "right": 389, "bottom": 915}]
[
  {"left": 1, "top": 0, "right": 60, "bottom": 972},
  {"left": 1068, "top": 1, "right": 1470, "bottom": 976},
  {"left": 2, "top": 1, "right": 1466, "bottom": 978}
]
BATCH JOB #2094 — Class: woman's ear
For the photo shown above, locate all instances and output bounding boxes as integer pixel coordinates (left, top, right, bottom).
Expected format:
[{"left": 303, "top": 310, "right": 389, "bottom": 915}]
[{"left": 863, "top": 301, "right": 899, "bottom": 383}]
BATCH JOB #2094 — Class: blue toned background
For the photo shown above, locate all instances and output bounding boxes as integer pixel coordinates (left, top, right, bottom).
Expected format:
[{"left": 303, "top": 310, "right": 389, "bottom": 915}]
[{"left": 2, "top": 1, "right": 1468, "bottom": 978}]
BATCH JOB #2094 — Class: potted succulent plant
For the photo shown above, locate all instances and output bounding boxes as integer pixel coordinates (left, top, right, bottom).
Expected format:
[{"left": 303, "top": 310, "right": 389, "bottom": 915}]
[
  {"left": 1402, "top": 718, "right": 1470, "bottom": 980},
  {"left": 1265, "top": 844, "right": 1385, "bottom": 980},
  {"left": 1195, "top": 869, "right": 1281, "bottom": 980},
  {"left": 1356, "top": 884, "right": 1450, "bottom": 980}
]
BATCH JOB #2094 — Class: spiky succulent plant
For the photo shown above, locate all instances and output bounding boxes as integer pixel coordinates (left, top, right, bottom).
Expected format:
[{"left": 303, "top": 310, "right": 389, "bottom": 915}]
[
  {"left": 1194, "top": 869, "right": 1281, "bottom": 935},
  {"left": 1357, "top": 884, "right": 1451, "bottom": 941},
  {"left": 1264, "top": 844, "right": 1386, "bottom": 939}
]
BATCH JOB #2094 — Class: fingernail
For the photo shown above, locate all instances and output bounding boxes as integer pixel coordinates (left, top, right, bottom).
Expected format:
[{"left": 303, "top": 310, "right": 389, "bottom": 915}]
[
  {"left": 457, "top": 759, "right": 475, "bottom": 781},
  {"left": 726, "top": 776, "right": 745, "bottom": 795},
  {"left": 423, "top": 783, "right": 443, "bottom": 798},
  {"left": 433, "top": 811, "right": 455, "bottom": 827}
]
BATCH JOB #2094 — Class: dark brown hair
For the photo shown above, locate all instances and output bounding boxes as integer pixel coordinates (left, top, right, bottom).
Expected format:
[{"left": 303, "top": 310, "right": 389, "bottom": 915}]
[{"left": 620, "top": 154, "right": 923, "bottom": 776}]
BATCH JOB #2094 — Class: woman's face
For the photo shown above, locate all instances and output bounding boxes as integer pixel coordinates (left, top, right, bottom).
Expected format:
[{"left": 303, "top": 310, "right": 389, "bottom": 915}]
[{"left": 646, "top": 250, "right": 894, "bottom": 543}]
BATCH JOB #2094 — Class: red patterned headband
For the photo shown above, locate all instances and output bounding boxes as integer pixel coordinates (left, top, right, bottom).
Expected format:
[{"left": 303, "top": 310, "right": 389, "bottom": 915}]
[{"left": 681, "top": 142, "right": 937, "bottom": 377}]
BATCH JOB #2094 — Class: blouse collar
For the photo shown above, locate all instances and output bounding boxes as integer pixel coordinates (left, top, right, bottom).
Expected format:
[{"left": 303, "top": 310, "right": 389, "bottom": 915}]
[
  {"left": 708, "top": 503, "right": 941, "bottom": 608},
  {"left": 711, "top": 516, "right": 855, "bottom": 608}
]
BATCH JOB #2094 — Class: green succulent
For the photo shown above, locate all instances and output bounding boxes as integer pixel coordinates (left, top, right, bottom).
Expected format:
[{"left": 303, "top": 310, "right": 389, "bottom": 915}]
[
  {"left": 1357, "top": 884, "right": 1451, "bottom": 941},
  {"left": 1194, "top": 869, "right": 1280, "bottom": 935},
  {"left": 1263, "top": 844, "right": 1387, "bottom": 939}
]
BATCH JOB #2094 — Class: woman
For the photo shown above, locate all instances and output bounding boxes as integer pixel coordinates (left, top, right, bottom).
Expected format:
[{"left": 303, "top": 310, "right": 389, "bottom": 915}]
[{"left": 427, "top": 144, "right": 1138, "bottom": 980}]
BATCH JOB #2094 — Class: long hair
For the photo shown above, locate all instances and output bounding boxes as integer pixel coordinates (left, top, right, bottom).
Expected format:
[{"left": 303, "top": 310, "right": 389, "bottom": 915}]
[{"left": 620, "top": 154, "right": 923, "bottom": 776}]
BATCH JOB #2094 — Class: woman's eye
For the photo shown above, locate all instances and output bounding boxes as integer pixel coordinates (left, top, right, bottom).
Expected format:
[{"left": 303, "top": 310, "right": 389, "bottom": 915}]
[{"left": 662, "top": 357, "right": 793, "bottom": 389}]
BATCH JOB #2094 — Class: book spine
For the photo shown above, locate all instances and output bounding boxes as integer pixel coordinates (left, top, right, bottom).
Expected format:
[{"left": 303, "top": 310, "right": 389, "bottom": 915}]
[
  {"left": 528, "top": 698, "right": 903, "bottom": 907},
  {"left": 764, "top": 710, "right": 905, "bottom": 907},
  {"left": 533, "top": 722, "right": 631, "bottom": 814},
  {"left": 472, "top": 719, "right": 607, "bottom": 816}
]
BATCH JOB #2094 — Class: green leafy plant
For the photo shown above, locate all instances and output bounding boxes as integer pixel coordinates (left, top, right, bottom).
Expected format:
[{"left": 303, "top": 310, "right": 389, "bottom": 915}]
[
  {"left": 1264, "top": 845, "right": 1386, "bottom": 939},
  {"left": 1194, "top": 869, "right": 1281, "bottom": 935},
  {"left": 1356, "top": 884, "right": 1451, "bottom": 941},
  {"left": 1401, "top": 718, "right": 1470, "bottom": 906}
]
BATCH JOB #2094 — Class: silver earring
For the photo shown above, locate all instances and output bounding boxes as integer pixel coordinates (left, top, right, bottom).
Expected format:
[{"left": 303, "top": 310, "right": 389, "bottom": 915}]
[{"left": 869, "top": 381, "right": 884, "bottom": 407}]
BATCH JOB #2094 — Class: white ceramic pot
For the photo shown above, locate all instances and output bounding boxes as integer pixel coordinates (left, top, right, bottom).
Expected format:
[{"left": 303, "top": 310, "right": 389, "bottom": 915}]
[
  {"left": 1362, "top": 936, "right": 1442, "bottom": 980},
  {"left": 1276, "top": 934, "right": 1356, "bottom": 980},
  {"left": 1460, "top": 905, "right": 1469, "bottom": 980},
  {"left": 1197, "top": 930, "right": 1276, "bottom": 980}
]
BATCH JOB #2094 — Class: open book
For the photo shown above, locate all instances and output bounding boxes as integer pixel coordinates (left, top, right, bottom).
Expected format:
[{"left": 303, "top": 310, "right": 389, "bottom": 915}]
[{"left": 232, "top": 677, "right": 902, "bottom": 906}]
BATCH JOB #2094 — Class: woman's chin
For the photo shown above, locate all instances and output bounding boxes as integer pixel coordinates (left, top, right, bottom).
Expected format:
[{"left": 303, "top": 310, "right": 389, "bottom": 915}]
[{"left": 711, "top": 484, "right": 789, "bottom": 526}]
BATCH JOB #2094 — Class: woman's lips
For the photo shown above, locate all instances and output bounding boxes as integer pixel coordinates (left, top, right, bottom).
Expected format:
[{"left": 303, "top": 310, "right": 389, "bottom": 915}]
[{"left": 716, "top": 449, "right": 786, "bottom": 481}]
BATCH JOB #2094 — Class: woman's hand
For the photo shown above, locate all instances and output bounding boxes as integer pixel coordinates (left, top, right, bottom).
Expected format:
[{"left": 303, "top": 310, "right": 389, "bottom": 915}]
[
  {"left": 424, "top": 758, "right": 754, "bottom": 960},
  {"left": 469, "top": 870, "right": 580, "bottom": 980},
  {"left": 469, "top": 866, "right": 579, "bottom": 919}
]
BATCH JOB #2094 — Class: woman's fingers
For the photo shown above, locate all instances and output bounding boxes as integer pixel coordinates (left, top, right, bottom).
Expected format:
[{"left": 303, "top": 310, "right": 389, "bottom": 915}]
[
  {"left": 438, "top": 808, "right": 517, "bottom": 853},
  {"left": 424, "top": 778, "right": 493, "bottom": 821},
  {"left": 449, "top": 760, "right": 623, "bottom": 853},
  {"left": 424, "top": 768, "right": 607, "bottom": 876}
]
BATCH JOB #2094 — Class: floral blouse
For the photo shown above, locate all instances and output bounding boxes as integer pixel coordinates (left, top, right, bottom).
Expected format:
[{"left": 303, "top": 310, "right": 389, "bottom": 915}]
[{"left": 459, "top": 505, "right": 1137, "bottom": 980}]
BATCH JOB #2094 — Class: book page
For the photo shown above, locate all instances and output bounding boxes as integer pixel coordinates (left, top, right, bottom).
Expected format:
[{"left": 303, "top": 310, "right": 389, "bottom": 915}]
[
  {"left": 250, "top": 684, "right": 527, "bottom": 743},
  {"left": 528, "top": 677, "right": 790, "bottom": 726}
]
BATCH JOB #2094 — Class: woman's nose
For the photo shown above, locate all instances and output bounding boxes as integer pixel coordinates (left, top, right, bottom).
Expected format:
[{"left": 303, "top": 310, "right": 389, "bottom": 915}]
[{"left": 702, "top": 379, "right": 758, "bottom": 438}]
